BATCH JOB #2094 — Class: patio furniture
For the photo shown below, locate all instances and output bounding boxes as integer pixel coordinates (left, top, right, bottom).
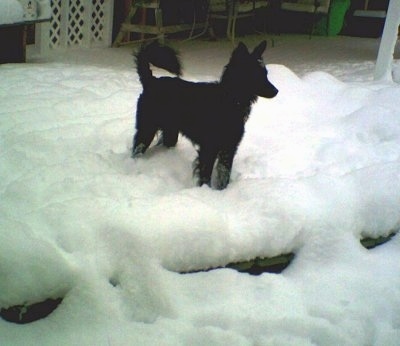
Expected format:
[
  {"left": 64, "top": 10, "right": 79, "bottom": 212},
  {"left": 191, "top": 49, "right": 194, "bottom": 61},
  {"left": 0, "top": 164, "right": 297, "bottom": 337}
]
[
  {"left": 278, "top": 0, "right": 332, "bottom": 36},
  {"left": 208, "top": 0, "right": 269, "bottom": 42},
  {"left": 344, "top": 0, "right": 387, "bottom": 38},
  {"left": 113, "top": 0, "right": 209, "bottom": 46},
  {"left": 0, "top": 19, "right": 50, "bottom": 64}
]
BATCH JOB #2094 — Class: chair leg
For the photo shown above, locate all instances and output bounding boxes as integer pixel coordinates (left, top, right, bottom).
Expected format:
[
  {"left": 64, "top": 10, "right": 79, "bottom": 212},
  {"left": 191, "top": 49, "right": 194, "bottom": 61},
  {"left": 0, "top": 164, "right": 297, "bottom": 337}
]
[
  {"left": 184, "top": 4, "right": 211, "bottom": 41},
  {"left": 309, "top": 7, "right": 319, "bottom": 39},
  {"left": 226, "top": 0, "right": 235, "bottom": 41},
  {"left": 208, "top": 23, "right": 217, "bottom": 40},
  {"left": 325, "top": 12, "right": 330, "bottom": 35},
  {"left": 229, "top": 5, "right": 239, "bottom": 43},
  {"left": 155, "top": 6, "right": 165, "bottom": 43},
  {"left": 112, "top": 4, "right": 138, "bottom": 47}
]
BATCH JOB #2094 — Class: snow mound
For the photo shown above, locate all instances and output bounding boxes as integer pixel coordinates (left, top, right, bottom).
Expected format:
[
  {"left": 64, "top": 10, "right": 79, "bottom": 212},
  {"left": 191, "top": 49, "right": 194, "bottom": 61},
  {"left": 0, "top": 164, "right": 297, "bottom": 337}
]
[
  {"left": 0, "top": 0, "right": 24, "bottom": 25},
  {"left": 0, "top": 56, "right": 399, "bottom": 345}
]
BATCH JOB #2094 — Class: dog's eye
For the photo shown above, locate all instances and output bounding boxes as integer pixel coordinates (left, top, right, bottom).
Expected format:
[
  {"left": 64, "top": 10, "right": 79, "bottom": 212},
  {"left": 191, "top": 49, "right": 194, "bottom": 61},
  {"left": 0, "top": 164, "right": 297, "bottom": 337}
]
[{"left": 257, "top": 59, "right": 264, "bottom": 67}]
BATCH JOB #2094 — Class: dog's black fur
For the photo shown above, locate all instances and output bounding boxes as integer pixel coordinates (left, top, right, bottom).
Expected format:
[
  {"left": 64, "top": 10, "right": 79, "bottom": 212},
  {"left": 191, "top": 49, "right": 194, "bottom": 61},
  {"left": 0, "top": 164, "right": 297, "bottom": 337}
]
[{"left": 132, "top": 40, "right": 278, "bottom": 190}]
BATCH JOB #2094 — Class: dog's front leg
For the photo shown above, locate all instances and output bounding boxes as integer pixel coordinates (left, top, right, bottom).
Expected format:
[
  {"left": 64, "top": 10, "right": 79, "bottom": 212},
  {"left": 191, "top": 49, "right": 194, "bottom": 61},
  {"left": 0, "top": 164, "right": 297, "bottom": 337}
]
[
  {"left": 215, "top": 149, "right": 236, "bottom": 190},
  {"left": 131, "top": 126, "right": 158, "bottom": 158},
  {"left": 193, "top": 149, "right": 218, "bottom": 187},
  {"left": 132, "top": 142, "right": 147, "bottom": 158}
]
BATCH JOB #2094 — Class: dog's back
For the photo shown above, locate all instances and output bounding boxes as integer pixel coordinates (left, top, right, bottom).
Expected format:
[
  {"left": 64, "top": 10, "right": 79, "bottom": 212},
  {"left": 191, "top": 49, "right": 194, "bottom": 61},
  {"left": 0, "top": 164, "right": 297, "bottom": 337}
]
[{"left": 140, "top": 75, "right": 245, "bottom": 143}]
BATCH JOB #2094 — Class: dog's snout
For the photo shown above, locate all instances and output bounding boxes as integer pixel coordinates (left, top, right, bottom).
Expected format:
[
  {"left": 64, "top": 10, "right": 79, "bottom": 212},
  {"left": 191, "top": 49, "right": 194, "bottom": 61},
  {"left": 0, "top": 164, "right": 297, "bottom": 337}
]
[
  {"left": 270, "top": 85, "right": 279, "bottom": 98},
  {"left": 260, "top": 82, "right": 278, "bottom": 98}
]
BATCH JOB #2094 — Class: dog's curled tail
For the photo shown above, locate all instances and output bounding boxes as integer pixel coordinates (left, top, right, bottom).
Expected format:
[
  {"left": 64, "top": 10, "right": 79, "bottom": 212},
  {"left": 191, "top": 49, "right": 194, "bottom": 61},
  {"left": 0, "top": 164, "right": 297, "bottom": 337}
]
[{"left": 135, "top": 40, "right": 182, "bottom": 86}]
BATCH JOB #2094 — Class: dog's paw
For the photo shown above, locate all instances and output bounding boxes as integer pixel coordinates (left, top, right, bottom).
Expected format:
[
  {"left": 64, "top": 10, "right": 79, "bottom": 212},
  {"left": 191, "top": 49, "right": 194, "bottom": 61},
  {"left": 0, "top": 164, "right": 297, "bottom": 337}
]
[
  {"left": 215, "top": 180, "right": 229, "bottom": 190},
  {"left": 193, "top": 173, "right": 212, "bottom": 189},
  {"left": 215, "top": 165, "right": 231, "bottom": 190},
  {"left": 131, "top": 152, "right": 142, "bottom": 159},
  {"left": 131, "top": 143, "right": 147, "bottom": 158}
]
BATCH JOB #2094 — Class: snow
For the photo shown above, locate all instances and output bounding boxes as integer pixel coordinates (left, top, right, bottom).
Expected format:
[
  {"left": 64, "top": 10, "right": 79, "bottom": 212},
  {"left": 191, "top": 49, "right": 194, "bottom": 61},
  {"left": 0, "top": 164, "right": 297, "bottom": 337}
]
[
  {"left": 0, "top": 0, "right": 51, "bottom": 24},
  {"left": 0, "top": 0, "right": 24, "bottom": 25},
  {"left": 1, "top": 35, "right": 400, "bottom": 345}
]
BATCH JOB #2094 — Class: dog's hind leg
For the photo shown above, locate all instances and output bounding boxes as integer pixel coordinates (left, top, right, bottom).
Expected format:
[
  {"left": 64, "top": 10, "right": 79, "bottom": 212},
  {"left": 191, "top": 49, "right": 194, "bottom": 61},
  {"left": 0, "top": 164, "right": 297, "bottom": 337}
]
[
  {"left": 193, "top": 148, "right": 218, "bottom": 187},
  {"left": 215, "top": 149, "right": 236, "bottom": 190},
  {"left": 161, "top": 128, "right": 179, "bottom": 148}
]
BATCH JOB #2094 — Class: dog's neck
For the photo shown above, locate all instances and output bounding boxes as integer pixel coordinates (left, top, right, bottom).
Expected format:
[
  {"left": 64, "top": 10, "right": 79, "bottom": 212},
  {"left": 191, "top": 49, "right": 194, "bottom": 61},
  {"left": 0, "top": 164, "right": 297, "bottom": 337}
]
[
  {"left": 220, "top": 67, "right": 258, "bottom": 107},
  {"left": 220, "top": 84, "right": 258, "bottom": 108}
]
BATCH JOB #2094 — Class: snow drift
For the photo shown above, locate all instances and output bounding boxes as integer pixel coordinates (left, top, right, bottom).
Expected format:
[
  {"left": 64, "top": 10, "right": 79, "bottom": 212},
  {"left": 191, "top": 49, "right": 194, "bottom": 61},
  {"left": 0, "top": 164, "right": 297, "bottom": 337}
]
[{"left": 0, "top": 40, "right": 400, "bottom": 345}]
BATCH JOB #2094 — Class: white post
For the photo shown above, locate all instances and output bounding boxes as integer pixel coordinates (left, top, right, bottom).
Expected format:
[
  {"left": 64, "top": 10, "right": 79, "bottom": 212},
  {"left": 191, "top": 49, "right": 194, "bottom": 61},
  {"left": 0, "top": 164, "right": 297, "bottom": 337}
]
[
  {"left": 104, "top": 0, "right": 115, "bottom": 47},
  {"left": 61, "top": 0, "right": 69, "bottom": 47},
  {"left": 373, "top": 0, "right": 400, "bottom": 81},
  {"left": 34, "top": 22, "right": 51, "bottom": 55},
  {"left": 84, "top": 0, "right": 92, "bottom": 47},
  {"left": 34, "top": 0, "right": 52, "bottom": 54}
]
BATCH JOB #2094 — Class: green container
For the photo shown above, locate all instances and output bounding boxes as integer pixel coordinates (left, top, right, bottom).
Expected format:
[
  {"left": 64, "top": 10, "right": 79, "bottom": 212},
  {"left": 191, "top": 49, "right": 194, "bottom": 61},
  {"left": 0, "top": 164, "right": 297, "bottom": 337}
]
[{"left": 315, "top": 0, "right": 350, "bottom": 36}]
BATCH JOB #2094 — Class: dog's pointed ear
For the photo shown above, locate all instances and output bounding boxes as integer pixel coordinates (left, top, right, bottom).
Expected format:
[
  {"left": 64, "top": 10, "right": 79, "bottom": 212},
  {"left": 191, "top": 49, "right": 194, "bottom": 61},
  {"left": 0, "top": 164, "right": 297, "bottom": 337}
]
[
  {"left": 233, "top": 42, "right": 249, "bottom": 57},
  {"left": 252, "top": 40, "right": 267, "bottom": 58},
  {"left": 237, "top": 41, "right": 248, "bottom": 51}
]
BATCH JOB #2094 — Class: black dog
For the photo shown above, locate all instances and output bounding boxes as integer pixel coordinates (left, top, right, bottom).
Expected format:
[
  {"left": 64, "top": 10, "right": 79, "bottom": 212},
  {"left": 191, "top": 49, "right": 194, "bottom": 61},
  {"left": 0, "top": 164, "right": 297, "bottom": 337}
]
[{"left": 132, "top": 40, "right": 278, "bottom": 190}]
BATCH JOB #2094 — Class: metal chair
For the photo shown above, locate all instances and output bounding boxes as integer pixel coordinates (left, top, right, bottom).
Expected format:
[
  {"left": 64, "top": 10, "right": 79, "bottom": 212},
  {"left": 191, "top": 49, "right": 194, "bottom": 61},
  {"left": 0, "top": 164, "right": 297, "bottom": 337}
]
[
  {"left": 208, "top": 0, "right": 269, "bottom": 43},
  {"left": 279, "top": 0, "right": 332, "bottom": 37},
  {"left": 113, "top": 0, "right": 209, "bottom": 46}
]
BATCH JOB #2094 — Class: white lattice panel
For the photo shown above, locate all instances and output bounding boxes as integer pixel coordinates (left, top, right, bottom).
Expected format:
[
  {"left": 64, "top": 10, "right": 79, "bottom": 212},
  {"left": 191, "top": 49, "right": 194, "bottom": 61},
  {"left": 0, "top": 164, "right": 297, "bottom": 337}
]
[
  {"left": 91, "top": 0, "right": 107, "bottom": 44},
  {"left": 38, "top": 0, "right": 114, "bottom": 50},
  {"left": 49, "top": 0, "right": 62, "bottom": 48},
  {"left": 68, "top": 0, "right": 85, "bottom": 45}
]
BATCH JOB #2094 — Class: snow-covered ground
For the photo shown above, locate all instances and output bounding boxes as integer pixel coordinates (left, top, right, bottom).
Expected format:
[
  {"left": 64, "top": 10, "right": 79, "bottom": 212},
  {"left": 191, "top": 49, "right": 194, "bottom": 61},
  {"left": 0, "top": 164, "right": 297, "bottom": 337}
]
[
  {"left": 1, "top": 34, "right": 400, "bottom": 345},
  {"left": 0, "top": 0, "right": 51, "bottom": 24},
  {"left": 0, "top": 0, "right": 23, "bottom": 25}
]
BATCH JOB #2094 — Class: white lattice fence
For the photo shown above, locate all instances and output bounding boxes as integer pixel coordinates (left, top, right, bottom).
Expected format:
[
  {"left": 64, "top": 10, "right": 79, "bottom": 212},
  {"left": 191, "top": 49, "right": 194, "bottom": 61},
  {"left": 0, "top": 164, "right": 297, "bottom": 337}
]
[{"left": 36, "top": 0, "right": 114, "bottom": 51}]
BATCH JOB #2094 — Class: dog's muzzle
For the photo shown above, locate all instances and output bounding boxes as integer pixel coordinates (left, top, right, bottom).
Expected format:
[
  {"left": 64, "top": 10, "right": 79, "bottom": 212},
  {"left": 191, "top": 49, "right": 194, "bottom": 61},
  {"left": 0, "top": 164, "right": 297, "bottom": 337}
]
[{"left": 260, "top": 82, "right": 278, "bottom": 98}]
